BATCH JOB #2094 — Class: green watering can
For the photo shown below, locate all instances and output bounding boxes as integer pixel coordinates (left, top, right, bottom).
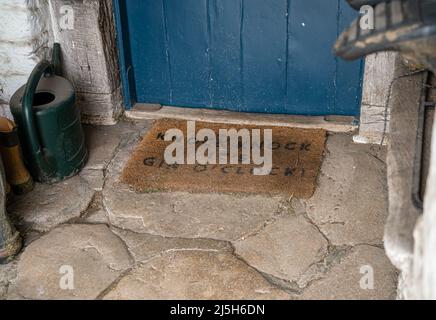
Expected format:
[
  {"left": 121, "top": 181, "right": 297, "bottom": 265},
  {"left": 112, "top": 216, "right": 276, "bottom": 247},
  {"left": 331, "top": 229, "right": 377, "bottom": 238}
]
[{"left": 9, "top": 44, "right": 88, "bottom": 183}]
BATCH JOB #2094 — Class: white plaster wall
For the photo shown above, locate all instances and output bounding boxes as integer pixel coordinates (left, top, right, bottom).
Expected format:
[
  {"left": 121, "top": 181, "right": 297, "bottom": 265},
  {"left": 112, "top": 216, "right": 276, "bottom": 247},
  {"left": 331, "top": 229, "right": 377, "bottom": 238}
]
[
  {"left": 0, "top": 0, "right": 52, "bottom": 119},
  {"left": 421, "top": 177, "right": 436, "bottom": 300}
]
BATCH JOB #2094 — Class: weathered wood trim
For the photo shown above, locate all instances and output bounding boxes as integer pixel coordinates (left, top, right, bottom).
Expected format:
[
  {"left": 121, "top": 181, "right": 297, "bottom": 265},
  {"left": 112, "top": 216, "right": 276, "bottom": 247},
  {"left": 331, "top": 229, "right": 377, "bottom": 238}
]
[
  {"left": 354, "top": 52, "right": 398, "bottom": 145},
  {"left": 126, "top": 105, "right": 358, "bottom": 133},
  {"left": 48, "top": 0, "right": 123, "bottom": 125}
]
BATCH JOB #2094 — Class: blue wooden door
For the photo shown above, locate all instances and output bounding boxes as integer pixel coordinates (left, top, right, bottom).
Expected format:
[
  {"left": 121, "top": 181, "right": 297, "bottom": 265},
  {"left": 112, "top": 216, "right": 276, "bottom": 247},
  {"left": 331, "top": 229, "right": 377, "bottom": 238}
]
[{"left": 114, "top": 0, "right": 363, "bottom": 116}]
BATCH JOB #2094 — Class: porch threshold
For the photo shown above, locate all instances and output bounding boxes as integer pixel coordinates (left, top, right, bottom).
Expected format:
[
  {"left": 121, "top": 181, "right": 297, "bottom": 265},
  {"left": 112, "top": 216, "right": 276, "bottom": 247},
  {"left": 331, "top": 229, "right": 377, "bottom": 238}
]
[{"left": 125, "top": 104, "right": 358, "bottom": 133}]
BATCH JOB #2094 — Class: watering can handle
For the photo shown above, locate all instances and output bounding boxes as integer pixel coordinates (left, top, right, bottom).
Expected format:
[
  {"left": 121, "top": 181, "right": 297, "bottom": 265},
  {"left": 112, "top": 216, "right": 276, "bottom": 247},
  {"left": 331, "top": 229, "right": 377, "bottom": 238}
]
[{"left": 22, "top": 61, "right": 55, "bottom": 175}]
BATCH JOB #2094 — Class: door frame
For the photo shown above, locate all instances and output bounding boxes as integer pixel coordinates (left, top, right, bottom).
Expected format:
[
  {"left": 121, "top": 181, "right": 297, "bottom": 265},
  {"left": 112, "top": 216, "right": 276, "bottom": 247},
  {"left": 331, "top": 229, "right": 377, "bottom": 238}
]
[{"left": 113, "top": 0, "right": 136, "bottom": 110}]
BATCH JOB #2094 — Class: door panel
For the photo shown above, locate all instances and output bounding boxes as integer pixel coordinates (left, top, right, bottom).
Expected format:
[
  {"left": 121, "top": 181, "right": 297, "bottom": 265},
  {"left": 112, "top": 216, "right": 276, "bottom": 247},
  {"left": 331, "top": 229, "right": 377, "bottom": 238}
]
[
  {"left": 115, "top": 0, "right": 363, "bottom": 117},
  {"left": 209, "top": 0, "right": 243, "bottom": 109},
  {"left": 241, "top": 0, "right": 288, "bottom": 113},
  {"left": 287, "top": 0, "right": 338, "bottom": 115}
]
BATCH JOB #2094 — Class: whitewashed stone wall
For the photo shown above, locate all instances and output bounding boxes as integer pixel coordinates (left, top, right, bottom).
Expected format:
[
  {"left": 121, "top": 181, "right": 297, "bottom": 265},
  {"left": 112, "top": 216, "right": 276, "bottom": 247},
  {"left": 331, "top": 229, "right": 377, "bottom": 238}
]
[
  {"left": 413, "top": 117, "right": 436, "bottom": 300},
  {"left": 0, "top": 0, "right": 52, "bottom": 119}
]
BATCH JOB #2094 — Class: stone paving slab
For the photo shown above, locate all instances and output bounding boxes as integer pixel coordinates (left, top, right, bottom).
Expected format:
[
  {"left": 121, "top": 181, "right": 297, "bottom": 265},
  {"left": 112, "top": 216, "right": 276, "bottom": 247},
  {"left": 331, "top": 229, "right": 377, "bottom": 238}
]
[
  {"left": 8, "top": 176, "right": 95, "bottom": 232},
  {"left": 0, "top": 262, "right": 17, "bottom": 299},
  {"left": 112, "top": 228, "right": 232, "bottom": 263},
  {"left": 105, "top": 189, "right": 283, "bottom": 241},
  {"left": 304, "top": 133, "right": 388, "bottom": 246},
  {"left": 299, "top": 245, "right": 398, "bottom": 300},
  {"left": 84, "top": 121, "right": 146, "bottom": 171},
  {"left": 234, "top": 215, "right": 328, "bottom": 283},
  {"left": 84, "top": 209, "right": 110, "bottom": 225},
  {"left": 13, "top": 224, "right": 133, "bottom": 300},
  {"left": 104, "top": 251, "right": 292, "bottom": 300},
  {"left": 80, "top": 169, "right": 105, "bottom": 192}
]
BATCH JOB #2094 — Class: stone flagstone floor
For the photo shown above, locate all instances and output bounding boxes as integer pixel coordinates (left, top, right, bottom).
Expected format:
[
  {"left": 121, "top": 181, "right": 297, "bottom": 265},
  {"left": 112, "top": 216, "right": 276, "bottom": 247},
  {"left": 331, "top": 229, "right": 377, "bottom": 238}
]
[{"left": 0, "top": 120, "right": 398, "bottom": 300}]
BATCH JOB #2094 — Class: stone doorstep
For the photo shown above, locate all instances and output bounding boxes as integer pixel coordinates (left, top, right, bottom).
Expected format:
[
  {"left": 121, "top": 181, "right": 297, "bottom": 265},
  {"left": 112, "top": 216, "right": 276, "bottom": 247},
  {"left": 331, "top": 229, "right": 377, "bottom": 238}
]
[{"left": 125, "top": 105, "right": 358, "bottom": 133}]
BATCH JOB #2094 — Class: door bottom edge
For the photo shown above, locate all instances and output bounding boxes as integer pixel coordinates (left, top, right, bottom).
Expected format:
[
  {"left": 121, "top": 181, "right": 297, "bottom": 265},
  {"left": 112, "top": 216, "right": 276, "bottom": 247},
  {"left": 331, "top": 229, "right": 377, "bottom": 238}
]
[{"left": 125, "top": 104, "right": 358, "bottom": 133}]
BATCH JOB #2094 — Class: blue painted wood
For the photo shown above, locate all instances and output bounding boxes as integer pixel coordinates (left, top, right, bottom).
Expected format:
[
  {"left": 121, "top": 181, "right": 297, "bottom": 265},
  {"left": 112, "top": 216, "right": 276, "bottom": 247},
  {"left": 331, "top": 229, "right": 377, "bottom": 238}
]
[
  {"left": 114, "top": 0, "right": 362, "bottom": 117},
  {"left": 335, "top": 1, "right": 364, "bottom": 116},
  {"left": 209, "top": 0, "right": 243, "bottom": 109},
  {"left": 124, "top": 0, "right": 170, "bottom": 105},
  {"left": 287, "top": 0, "right": 338, "bottom": 116},
  {"left": 164, "top": 0, "right": 210, "bottom": 106},
  {"left": 241, "top": 0, "right": 288, "bottom": 114}
]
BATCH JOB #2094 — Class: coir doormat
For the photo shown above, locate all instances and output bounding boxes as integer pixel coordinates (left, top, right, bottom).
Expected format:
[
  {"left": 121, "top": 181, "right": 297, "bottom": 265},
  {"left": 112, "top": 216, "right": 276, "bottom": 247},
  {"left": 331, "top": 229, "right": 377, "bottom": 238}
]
[{"left": 121, "top": 119, "right": 326, "bottom": 198}]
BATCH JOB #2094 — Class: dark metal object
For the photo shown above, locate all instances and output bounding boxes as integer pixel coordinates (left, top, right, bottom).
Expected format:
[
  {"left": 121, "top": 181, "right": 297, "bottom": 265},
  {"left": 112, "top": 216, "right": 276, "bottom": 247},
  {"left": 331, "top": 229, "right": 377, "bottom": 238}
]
[
  {"left": 336, "top": 0, "right": 436, "bottom": 74},
  {"left": 0, "top": 157, "right": 22, "bottom": 264},
  {"left": 413, "top": 73, "right": 435, "bottom": 211}
]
